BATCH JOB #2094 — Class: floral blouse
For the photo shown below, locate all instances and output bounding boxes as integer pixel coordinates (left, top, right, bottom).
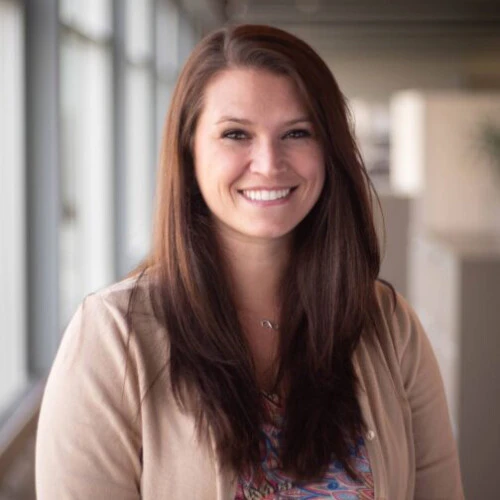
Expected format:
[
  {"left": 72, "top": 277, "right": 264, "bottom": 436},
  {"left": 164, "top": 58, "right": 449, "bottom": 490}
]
[{"left": 234, "top": 392, "right": 374, "bottom": 499}]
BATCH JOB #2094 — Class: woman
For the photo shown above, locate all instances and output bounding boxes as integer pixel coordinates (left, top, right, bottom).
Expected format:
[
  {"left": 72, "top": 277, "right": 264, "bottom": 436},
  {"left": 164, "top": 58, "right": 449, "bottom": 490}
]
[{"left": 36, "top": 24, "right": 464, "bottom": 499}]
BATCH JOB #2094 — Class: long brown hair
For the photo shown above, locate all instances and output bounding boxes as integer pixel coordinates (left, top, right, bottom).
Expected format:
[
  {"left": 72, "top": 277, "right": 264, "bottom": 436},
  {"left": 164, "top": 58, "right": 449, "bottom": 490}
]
[{"left": 134, "top": 24, "right": 383, "bottom": 481}]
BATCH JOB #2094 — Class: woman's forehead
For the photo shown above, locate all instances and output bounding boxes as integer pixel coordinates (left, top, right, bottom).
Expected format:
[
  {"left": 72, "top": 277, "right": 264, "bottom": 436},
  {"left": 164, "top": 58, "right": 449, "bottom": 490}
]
[{"left": 199, "top": 68, "right": 310, "bottom": 123}]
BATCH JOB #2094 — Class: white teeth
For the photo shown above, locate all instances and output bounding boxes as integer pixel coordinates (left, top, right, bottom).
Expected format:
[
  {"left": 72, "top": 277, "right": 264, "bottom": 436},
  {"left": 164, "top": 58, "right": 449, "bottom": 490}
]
[{"left": 242, "top": 188, "right": 291, "bottom": 201}]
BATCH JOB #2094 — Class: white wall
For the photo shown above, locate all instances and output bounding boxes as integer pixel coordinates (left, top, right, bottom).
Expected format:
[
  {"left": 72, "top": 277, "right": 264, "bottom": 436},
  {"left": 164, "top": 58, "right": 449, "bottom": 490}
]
[{"left": 391, "top": 91, "right": 500, "bottom": 236}]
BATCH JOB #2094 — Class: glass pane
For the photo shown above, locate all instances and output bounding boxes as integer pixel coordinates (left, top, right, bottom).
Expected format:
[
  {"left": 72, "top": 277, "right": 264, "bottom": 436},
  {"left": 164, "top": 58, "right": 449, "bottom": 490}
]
[
  {"left": 60, "top": 0, "right": 112, "bottom": 40},
  {"left": 156, "top": 80, "right": 174, "bottom": 157},
  {"left": 124, "top": 67, "right": 154, "bottom": 270},
  {"left": 0, "top": 0, "right": 27, "bottom": 414},
  {"left": 156, "top": 0, "right": 179, "bottom": 75},
  {"left": 125, "top": 0, "right": 153, "bottom": 61},
  {"left": 60, "top": 33, "right": 114, "bottom": 327},
  {"left": 178, "top": 14, "right": 198, "bottom": 66}
]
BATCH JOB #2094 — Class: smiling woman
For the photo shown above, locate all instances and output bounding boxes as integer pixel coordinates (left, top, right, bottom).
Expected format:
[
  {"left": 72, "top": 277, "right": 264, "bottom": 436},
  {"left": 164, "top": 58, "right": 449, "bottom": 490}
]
[{"left": 36, "top": 24, "right": 464, "bottom": 499}]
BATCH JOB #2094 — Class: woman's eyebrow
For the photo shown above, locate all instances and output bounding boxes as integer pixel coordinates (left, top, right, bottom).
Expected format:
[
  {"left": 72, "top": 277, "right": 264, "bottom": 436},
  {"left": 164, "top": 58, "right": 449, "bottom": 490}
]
[
  {"left": 283, "top": 117, "right": 313, "bottom": 126},
  {"left": 216, "top": 116, "right": 252, "bottom": 125},
  {"left": 215, "top": 116, "right": 312, "bottom": 125}
]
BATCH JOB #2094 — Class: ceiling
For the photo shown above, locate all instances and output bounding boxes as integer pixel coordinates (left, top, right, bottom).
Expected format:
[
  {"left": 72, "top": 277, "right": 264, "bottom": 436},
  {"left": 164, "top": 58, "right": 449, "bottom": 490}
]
[{"left": 221, "top": 0, "right": 500, "bottom": 55}]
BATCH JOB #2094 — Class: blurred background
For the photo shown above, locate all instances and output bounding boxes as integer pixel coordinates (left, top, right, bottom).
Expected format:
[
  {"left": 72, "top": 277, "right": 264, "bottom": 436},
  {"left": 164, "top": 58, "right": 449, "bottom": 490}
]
[{"left": 1, "top": 0, "right": 499, "bottom": 498}]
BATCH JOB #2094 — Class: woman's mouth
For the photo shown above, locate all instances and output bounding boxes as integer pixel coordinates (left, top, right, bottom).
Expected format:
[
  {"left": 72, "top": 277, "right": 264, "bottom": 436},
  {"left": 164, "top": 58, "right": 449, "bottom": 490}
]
[{"left": 239, "top": 187, "right": 296, "bottom": 202}]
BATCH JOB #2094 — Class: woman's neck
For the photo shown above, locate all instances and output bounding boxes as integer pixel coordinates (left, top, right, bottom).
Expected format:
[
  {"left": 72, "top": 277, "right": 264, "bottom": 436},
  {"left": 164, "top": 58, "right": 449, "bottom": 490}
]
[
  {"left": 215, "top": 225, "right": 292, "bottom": 392},
  {"left": 216, "top": 227, "right": 291, "bottom": 321}
]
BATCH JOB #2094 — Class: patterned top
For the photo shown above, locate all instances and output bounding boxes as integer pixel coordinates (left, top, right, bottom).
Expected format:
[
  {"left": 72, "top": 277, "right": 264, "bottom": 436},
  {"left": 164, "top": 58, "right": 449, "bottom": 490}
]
[{"left": 234, "top": 392, "right": 374, "bottom": 499}]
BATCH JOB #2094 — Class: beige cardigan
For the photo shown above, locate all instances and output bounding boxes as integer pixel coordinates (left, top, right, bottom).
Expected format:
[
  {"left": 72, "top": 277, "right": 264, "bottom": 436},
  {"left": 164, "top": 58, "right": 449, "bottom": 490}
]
[{"left": 36, "top": 277, "right": 464, "bottom": 499}]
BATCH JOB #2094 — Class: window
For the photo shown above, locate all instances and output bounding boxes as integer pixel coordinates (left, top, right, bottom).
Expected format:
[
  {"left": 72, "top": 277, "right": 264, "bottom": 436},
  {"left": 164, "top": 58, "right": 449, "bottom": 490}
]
[
  {"left": 155, "top": 0, "right": 179, "bottom": 152},
  {"left": 59, "top": 0, "right": 115, "bottom": 326},
  {"left": 0, "top": 0, "right": 208, "bottom": 421},
  {"left": 123, "top": 0, "right": 155, "bottom": 270},
  {"left": 0, "top": 0, "right": 26, "bottom": 415}
]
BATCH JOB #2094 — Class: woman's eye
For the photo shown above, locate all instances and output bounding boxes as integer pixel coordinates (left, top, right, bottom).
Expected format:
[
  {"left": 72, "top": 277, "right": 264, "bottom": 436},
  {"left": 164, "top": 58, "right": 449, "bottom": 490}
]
[
  {"left": 222, "top": 129, "right": 248, "bottom": 140},
  {"left": 284, "top": 129, "right": 312, "bottom": 139}
]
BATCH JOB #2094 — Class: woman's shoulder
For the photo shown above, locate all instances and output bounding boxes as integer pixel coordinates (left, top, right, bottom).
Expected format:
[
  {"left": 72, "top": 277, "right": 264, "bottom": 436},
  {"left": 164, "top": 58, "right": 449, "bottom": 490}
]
[
  {"left": 373, "top": 279, "right": 424, "bottom": 354},
  {"left": 89, "top": 271, "right": 156, "bottom": 319},
  {"left": 56, "top": 271, "right": 169, "bottom": 393}
]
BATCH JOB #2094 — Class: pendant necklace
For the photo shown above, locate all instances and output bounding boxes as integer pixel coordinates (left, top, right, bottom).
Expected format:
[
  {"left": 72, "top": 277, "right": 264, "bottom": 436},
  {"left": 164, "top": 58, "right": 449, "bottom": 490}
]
[{"left": 260, "top": 319, "right": 279, "bottom": 331}]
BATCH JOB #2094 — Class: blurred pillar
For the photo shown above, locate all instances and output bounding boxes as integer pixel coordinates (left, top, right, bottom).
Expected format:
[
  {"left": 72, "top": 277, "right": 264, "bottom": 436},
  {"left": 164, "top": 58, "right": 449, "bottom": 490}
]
[
  {"left": 25, "top": 0, "right": 60, "bottom": 374},
  {"left": 113, "top": 0, "right": 127, "bottom": 279}
]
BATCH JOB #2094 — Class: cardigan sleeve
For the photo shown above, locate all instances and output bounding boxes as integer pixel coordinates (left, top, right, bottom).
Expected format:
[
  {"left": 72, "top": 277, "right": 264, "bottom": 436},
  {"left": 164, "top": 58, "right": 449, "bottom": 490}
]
[
  {"left": 392, "top": 292, "right": 464, "bottom": 499},
  {"left": 36, "top": 293, "right": 142, "bottom": 500}
]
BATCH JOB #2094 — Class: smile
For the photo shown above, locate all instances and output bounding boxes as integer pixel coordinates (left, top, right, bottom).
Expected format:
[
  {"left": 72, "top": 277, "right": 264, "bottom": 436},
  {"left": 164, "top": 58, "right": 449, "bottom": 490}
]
[{"left": 240, "top": 188, "right": 294, "bottom": 201}]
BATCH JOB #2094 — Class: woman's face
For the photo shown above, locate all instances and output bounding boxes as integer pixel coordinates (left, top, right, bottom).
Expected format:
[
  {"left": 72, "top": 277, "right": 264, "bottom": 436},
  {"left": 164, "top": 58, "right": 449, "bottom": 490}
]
[{"left": 193, "top": 68, "right": 325, "bottom": 244}]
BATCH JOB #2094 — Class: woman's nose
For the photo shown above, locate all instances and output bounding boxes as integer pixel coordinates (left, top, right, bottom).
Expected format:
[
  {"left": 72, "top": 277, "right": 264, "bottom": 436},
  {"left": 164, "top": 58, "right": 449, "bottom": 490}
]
[{"left": 249, "top": 138, "right": 287, "bottom": 176}]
